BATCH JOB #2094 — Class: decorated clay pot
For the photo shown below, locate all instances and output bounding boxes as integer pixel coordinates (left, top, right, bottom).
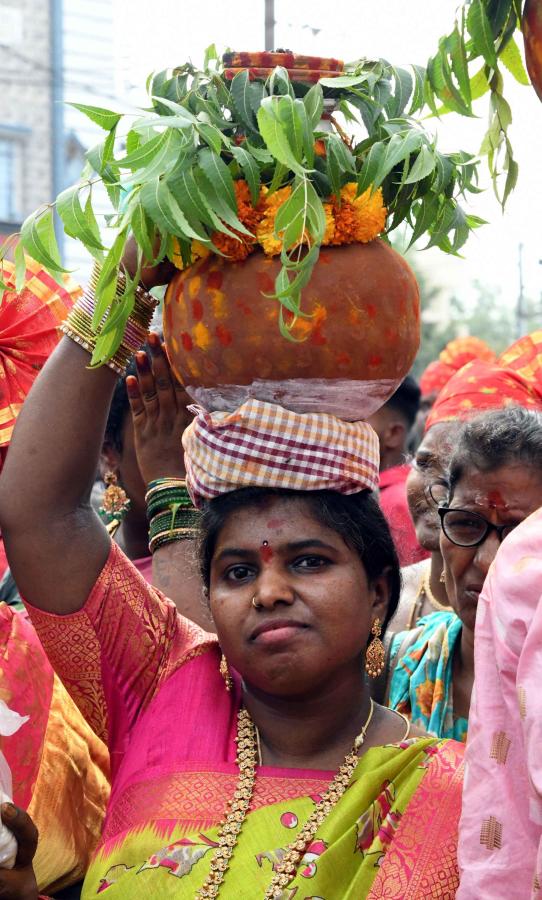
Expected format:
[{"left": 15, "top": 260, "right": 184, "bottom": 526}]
[
  {"left": 163, "top": 240, "right": 420, "bottom": 420},
  {"left": 523, "top": 0, "right": 542, "bottom": 102}
]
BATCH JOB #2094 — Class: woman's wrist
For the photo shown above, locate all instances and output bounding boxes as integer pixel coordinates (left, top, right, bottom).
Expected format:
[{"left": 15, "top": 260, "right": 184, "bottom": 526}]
[
  {"left": 61, "top": 262, "right": 157, "bottom": 374},
  {"left": 145, "top": 477, "right": 201, "bottom": 552}
]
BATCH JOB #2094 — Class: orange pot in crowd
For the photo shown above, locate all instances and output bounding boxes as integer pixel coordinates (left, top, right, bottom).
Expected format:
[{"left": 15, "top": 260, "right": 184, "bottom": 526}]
[{"left": 163, "top": 240, "right": 420, "bottom": 419}]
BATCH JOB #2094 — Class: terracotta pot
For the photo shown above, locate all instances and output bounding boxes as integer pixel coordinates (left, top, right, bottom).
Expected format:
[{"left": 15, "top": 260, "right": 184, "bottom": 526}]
[
  {"left": 523, "top": 0, "right": 542, "bottom": 102},
  {"left": 164, "top": 240, "right": 420, "bottom": 419}
]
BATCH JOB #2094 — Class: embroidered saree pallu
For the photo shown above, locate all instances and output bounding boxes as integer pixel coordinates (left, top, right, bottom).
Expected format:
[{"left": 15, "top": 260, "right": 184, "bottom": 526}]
[
  {"left": 26, "top": 546, "right": 464, "bottom": 899},
  {"left": 0, "top": 602, "right": 109, "bottom": 893}
]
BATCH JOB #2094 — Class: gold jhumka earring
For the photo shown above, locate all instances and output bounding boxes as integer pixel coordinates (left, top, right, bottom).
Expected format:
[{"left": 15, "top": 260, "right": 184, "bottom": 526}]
[
  {"left": 99, "top": 472, "right": 130, "bottom": 535},
  {"left": 365, "top": 617, "right": 385, "bottom": 678},
  {"left": 219, "top": 654, "right": 233, "bottom": 692}
]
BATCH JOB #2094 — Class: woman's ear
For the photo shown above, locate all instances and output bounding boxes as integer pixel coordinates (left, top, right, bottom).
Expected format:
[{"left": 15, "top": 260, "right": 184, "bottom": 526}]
[
  {"left": 99, "top": 442, "right": 121, "bottom": 482},
  {"left": 369, "top": 566, "right": 393, "bottom": 625}
]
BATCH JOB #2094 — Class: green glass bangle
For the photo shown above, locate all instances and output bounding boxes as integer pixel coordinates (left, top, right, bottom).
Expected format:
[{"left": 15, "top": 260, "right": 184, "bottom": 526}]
[
  {"left": 147, "top": 490, "right": 194, "bottom": 520},
  {"left": 149, "top": 527, "right": 199, "bottom": 553},
  {"left": 148, "top": 507, "right": 201, "bottom": 541}
]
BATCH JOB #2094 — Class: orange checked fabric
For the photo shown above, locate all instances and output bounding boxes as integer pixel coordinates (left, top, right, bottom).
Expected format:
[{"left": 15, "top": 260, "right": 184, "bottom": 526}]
[
  {"left": 426, "top": 331, "right": 542, "bottom": 431},
  {"left": 182, "top": 399, "right": 380, "bottom": 507},
  {"left": 419, "top": 337, "right": 496, "bottom": 398},
  {"left": 0, "top": 256, "right": 80, "bottom": 458}
]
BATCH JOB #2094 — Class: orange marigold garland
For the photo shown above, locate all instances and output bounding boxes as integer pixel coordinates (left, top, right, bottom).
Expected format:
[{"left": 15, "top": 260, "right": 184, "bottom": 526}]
[
  {"left": 331, "top": 184, "right": 387, "bottom": 245},
  {"left": 171, "top": 179, "right": 387, "bottom": 270}
]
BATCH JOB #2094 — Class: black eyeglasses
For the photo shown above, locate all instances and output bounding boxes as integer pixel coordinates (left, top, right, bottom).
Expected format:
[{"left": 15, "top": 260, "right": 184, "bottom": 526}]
[
  {"left": 438, "top": 507, "right": 518, "bottom": 548},
  {"left": 426, "top": 480, "right": 448, "bottom": 507}
]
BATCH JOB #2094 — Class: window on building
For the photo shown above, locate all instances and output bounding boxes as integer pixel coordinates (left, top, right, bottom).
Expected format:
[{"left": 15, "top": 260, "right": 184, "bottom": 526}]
[{"left": 0, "top": 138, "right": 22, "bottom": 223}]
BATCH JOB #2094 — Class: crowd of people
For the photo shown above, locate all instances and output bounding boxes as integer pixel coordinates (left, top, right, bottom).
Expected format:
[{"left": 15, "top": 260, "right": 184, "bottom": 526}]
[{"left": 0, "top": 252, "right": 540, "bottom": 900}]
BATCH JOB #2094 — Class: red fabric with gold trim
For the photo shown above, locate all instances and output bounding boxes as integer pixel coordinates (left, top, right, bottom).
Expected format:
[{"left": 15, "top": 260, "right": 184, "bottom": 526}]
[
  {"left": 425, "top": 330, "right": 542, "bottom": 430},
  {"left": 0, "top": 257, "right": 81, "bottom": 463},
  {"left": 419, "top": 337, "right": 496, "bottom": 397}
]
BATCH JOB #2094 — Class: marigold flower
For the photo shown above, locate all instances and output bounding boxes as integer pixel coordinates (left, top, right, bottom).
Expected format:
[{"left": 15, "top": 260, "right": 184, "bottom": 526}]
[
  {"left": 331, "top": 183, "right": 387, "bottom": 245},
  {"left": 211, "top": 180, "right": 265, "bottom": 262},
  {"left": 314, "top": 139, "right": 326, "bottom": 158},
  {"left": 233, "top": 179, "right": 265, "bottom": 235},
  {"left": 171, "top": 239, "right": 211, "bottom": 271},
  {"left": 211, "top": 231, "right": 254, "bottom": 261},
  {"left": 322, "top": 202, "right": 336, "bottom": 245},
  {"left": 256, "top": 186, "right": 293, "bottom": 256}
]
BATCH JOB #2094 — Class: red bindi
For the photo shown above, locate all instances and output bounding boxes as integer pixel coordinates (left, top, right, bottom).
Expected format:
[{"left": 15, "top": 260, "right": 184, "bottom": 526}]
[
  {"left": 260, "top": 540, "right": 273, "bottom": 563},
  {"left": 487, "top": 490, "right": 505, "bottom": 509}
]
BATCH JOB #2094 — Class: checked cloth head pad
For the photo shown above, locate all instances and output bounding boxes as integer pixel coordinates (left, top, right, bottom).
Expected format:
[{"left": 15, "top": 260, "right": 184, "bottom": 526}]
[{"left": 182, "top": 399, "right": 380, "bottom": 508}]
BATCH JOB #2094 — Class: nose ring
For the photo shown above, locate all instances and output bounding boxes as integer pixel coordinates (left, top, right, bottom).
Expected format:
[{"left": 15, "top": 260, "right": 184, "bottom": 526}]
[{"left": 252, "top": 595, "right": 262, "bottom": 609}]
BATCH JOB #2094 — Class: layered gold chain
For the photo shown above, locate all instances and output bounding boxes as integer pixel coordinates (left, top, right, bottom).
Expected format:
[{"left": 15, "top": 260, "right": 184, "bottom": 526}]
[{"left": 196, "top": 700, "right": 374, "bottom": 899}]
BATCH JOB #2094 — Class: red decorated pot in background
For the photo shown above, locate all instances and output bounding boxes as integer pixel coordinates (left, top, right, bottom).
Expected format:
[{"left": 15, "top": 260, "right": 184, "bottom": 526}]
[
  {"left": 523, "top": 0, "right": 542, "bottom": 102},
  {"left": 163, "top": 240, "right": 420, "bottom": 420}
]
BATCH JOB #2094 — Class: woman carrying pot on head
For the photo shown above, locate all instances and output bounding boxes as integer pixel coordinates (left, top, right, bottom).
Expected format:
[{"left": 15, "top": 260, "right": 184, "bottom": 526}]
[
  {"left": 0, "top": 267, "right": 463, "bottom": 899},
  {"left": 387, "top": 403, "right": 542, "bottom": 742}
]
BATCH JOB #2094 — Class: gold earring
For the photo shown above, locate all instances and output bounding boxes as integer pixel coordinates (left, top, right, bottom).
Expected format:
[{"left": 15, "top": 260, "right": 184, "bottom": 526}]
[
  {"left": 219, "top": 653, "right": 233, "bottom": 692},
  {"left": 99, "top": 472, "right": 130, "bottom": 530},
  {"left": 365, "top": 618, "right": 385, "bottom": 678},
  {"left": 440, "top": 571, "right": 446, "bottom": 583}
]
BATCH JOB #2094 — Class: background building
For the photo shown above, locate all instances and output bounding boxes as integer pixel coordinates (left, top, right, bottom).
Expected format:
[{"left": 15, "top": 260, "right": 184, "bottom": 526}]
[
  {"left": 0, "top": 0, "right": 116, "bottom": 275},
  {"left": 0, "top": 0, "right": 53, "bottom": 240}
]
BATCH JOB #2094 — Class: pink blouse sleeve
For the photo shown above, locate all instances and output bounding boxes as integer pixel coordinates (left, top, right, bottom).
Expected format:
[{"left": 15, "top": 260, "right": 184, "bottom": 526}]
[
  {"left": 458, "top": 507, "right": 542, "bottom": 899},
  {"left": 24, "top": 542, "right": 216, "bottom": 749}
]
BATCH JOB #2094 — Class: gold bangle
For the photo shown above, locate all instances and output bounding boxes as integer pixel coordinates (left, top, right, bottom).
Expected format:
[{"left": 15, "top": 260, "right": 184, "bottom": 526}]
[{"left": 62, "top": 261, "right": 158, "bottom": 374}]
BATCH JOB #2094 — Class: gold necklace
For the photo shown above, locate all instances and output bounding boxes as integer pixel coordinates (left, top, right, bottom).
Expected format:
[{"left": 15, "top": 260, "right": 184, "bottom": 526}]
[
  {"left": 197, "top": 700, "right": 375, "bottom": 899},
  {"left": 422, "top": 567, "right": 450, "bottom": 613}
]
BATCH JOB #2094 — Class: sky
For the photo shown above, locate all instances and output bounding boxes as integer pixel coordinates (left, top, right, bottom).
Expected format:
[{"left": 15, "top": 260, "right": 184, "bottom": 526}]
[{"left": 112, "top": 0, "right": 542, "bottom": 327}]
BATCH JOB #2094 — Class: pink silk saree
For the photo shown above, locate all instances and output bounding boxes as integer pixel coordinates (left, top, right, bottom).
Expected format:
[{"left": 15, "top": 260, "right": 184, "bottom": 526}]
[
  {"left": 458, "top": 507, "right": 542, "bottom": 899},
  {"left": 26, "top": 543, "right": 463, "bottom": 898}
]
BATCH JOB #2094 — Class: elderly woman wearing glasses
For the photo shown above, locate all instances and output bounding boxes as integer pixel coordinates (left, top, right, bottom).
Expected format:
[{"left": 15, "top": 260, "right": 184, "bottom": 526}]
[
  {"left": 385, "top": 405, "right": 542, "bottom": 741},
  {"left": 392, "top": 333, "right": 542, "bottom": 633}
]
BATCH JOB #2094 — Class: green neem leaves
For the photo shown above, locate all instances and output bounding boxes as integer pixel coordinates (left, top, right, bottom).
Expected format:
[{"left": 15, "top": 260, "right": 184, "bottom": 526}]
[
  {"left": 10, "top": 38, "right": 513, "bottom": 357},
  {"left": 257, "top": 97, "right": 308, "bottom": 175},
  {"left": 423, "top": 0, "right": 527, "bottom": 206},
  {"left": 68, "top": 103, "right": 121, "bottom": 131},
  {"left": 20, "top": 208, "right": 68, "bottom": 278},
  {"left": 56, "top": 184, "right": 105, "bottom": 257},
  {"left": 467, "top": 0, "right": 498, "bottom": 68}
]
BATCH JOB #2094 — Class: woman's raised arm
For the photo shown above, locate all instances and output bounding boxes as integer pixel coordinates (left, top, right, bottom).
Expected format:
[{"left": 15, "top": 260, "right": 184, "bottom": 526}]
[
  {"left": 0, "top": 338, "right": 117, "bottom": 613},
  {"left": 0, "top": 256, "right": 159, "bottom": 614}
]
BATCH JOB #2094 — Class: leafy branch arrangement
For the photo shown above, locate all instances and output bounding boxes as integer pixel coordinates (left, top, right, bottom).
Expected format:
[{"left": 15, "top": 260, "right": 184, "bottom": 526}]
[
  {"left": 423, "top": 0, "right": 531, "bottom": 205},
  {"left": 3, "top": 28, "right": 524, "bottom": 361}
]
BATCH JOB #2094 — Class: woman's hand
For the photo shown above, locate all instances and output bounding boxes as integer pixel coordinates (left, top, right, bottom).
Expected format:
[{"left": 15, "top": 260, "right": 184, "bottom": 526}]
[
  {"left": 127, "top": 333, "right": 192, "bottom": 483},
  {"left": 121, "top": 235, "right": 176, "bottom": 291},
  {"left": 0, "top": 804, "right": 38, "bottom": 900}
]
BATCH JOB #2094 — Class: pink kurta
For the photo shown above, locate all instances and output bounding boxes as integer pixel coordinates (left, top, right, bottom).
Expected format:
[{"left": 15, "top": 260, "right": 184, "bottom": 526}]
[{"left": 458, "top": 506, "right": 542, "bottom": 898}]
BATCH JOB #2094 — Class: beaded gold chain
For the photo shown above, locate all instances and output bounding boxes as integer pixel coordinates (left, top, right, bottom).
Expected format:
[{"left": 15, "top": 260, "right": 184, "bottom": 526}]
[{"left": 196, "top": 700, "right": 375, "bottom": 899}]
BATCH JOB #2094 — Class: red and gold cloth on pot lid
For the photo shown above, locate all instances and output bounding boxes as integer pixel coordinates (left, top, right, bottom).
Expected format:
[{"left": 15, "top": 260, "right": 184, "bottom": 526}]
[
  {"left": 182, "top": 399, "right": 380, "bottom": 508},
  {"left": 222, "top": 51, "right": 344, "bottom": 84},
  {"left": 0, "top": 256, "right": 80, "bottom": 463},
  {"left": 425, "top": 330, "right": 542, "bottom": 431}
]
